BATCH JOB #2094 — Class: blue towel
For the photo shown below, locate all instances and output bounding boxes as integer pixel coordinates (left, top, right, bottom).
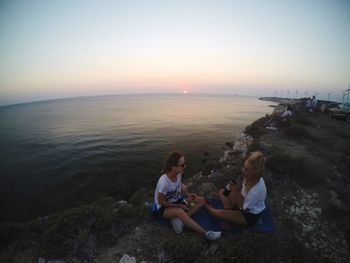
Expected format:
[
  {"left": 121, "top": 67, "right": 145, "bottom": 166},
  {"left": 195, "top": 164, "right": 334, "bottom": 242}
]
[{"left": 151, "top": 198, "right": 276, "bottom": 234}]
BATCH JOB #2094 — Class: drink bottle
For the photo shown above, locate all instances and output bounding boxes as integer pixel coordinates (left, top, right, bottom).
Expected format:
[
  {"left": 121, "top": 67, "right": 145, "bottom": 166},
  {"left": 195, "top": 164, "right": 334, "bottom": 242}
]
[{"left": 223, "top": 174, "right": 240, "bottom": 196}]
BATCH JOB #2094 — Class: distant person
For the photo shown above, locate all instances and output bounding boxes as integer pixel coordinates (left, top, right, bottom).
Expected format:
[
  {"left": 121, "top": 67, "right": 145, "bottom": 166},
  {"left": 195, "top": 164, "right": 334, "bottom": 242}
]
[
  {"left": 311, "top": 95, "right": 318, "bottom": 112},
  {"left": 266, "top": 105, "right": 292, "bottom": 128},
  {"left": 153, "top": 151, "right": 221, "bottom": 240},
  {"left": 305, "top": 97, "right": 312, "bottom": 112},
  {"left": 280, "top": 105, "right": 292, "bottom": 125},
  {"left": 205, "top": 151, "right": 266, "bottom": 227}
]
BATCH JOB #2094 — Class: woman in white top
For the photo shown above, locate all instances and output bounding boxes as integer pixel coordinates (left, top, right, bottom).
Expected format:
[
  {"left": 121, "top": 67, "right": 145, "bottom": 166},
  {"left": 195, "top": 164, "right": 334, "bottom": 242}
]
[
  {"left": 205, "top": 151, "right": 266, "bottom": 226},
  {"left": 153, "top": 151, "right": 221, "bottom": 240}
]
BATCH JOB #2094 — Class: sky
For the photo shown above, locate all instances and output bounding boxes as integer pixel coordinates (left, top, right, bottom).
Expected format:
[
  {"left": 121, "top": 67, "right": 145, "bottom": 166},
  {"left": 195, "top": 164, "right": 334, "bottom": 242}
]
[{"left": 0, "top": 0, "right": 349, "bottom": 105}]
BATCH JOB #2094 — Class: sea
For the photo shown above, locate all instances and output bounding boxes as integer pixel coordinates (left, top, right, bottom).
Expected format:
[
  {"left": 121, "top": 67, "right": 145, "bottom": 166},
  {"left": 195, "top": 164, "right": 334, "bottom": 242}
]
[{"left": 0, "top": 94, "right": 275, "bottom": 223}]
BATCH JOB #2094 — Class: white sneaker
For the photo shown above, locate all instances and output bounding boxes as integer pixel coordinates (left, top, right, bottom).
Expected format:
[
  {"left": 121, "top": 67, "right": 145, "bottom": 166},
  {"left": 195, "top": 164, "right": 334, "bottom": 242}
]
[
  {"left": 205, "top": 231, "right": 221, "bottom": 240},
  {"left": 170, "top": 217, "right": 184, "bottom": 234}
]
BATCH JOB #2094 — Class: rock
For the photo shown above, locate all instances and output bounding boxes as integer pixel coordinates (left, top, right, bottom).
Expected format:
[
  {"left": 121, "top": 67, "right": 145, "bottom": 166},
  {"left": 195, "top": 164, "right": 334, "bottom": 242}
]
[
  {"left": 37, "top": 259, "right": 65, "bottom": 263},
  {"left": 308, "top": 210, "right": 318, "bottom": 219},
  {"left": 225, "top": 141, "right": 234, "bottom": 148},
  {"left": 290, "top": 206, "right": 295, "bottom": 214},
  {"left": 119, "top": 254, "right": 136, "bottom": 263},
  {"left": 196, "top": 182, "right": 218, "bottom": 198},
  {"left": 328, "top": 191, "right": 343, "bottom": 208},
  {"left": 116, "top": 200, "right": 128, "bottom": 207},
  {"left": 144, "top": 201, "right": 152, "bottom": 208},
  {"left": 202, "top": 243, "right": 219, "bottom": 256},
  {"left": 314, "top": 207, "right": 322, "bottom": 214},
  {"left": 303, "top": 225, "right": 315, "bottom": 233},
  {"left": 259, "top": 142, "right": 272, "bottom": 153},
  {"left": 158, "top": 249, "right": 169, "bottom": 263},
  {"left": 295, "top": 207, "right": 302, "bottom": 216},
  {"left": 113, "top": 200, "right": 129, "bottom": 211}
]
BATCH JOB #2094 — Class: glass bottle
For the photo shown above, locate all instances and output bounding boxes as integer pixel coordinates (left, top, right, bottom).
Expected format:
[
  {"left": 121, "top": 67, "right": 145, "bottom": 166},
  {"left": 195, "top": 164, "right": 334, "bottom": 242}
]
[{"left": 223, "top": 174, "right": 240, "bottom": 196}]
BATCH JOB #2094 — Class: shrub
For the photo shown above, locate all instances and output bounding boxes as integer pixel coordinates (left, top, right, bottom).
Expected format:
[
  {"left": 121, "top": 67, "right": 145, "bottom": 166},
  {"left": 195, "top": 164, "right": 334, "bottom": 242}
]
[
  {"left": 283, "top": 126, "right": 317, "bottom": 142},
  {"left": 266, "top": 151, "right": 293, "bottom": 174},
  {"left": 163, "top": 234, "right": 204, "bottom": 262},
  {"left": 220, "top": 233, "right": 281, "bottom": 263},
  {"left": 293, "top": 116, "right": 312, "bottom": 126},
  {"left": 288, "top": 156, "right": 328, "bottom": 188},
  {"left": 266, "top": 150, "right": 327, "bottom": 188},
  {"left": 129, "top": 188, "right": 149, "bottom": 205},
  {"left": 39, "top": 199, "right": 147, "bottom": 258},
  {"left": 283, "top": 236, "right": 320, "bottom": 262},
  {"left": 247, "top": 140, "right": 261, "bottom": 153},
  {"left": 0, "top": 223, "right": 25, "bottom": 250},
  {"left": 245, "top": 116, "right": 269, "bottom": 138}
]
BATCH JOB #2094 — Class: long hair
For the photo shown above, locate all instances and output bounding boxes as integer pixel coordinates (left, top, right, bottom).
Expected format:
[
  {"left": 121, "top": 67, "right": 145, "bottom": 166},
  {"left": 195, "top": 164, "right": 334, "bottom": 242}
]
[
  {"left": 162, "top": 151, "right": 184, "bottom": 174},
  {"left": 243, "top": 151, "right": 265, "bottom": 193}
]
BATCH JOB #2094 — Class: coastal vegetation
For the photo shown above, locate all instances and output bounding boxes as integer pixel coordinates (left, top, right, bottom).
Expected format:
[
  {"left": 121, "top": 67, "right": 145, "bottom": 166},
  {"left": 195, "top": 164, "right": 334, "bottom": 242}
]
[{"left": 1, "top": 98, "right": 349, "bottom": 262}]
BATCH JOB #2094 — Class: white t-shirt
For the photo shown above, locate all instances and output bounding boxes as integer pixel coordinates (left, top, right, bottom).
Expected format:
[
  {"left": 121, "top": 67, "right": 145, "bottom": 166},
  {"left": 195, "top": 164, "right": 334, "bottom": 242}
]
[
  {"left": 154, "top": 173, "right": 182, "bottom": 210},
  {"left": 241, "top": 177, "right": 266, "bottom": 214},
  {"left": 281, "top": 110, "right": 292, "bottom": 118},
  {"left": 312, "top": 98, "right": 318, "bottom": 107}
]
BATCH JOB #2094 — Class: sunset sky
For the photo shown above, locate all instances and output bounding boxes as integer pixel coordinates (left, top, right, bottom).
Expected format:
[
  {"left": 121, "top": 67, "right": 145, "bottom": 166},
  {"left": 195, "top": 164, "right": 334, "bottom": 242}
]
[{"left": 1, "top": 0, "right": 349, "bottom": 105}]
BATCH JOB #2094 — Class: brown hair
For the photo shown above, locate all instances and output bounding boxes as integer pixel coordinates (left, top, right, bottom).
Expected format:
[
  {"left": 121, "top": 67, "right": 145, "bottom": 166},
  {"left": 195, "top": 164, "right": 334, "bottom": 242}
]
[
  {"left": 243, "top": 151, "right": 265, "bottom": 193},
  {"left": 162, "top": 151, "right": 184, "bottom": 174}
]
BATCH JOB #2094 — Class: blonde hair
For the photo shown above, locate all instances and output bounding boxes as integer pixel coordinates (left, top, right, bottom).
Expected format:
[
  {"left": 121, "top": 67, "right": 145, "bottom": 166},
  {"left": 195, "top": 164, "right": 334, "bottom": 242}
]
[{"left": 243, "top": 151, "right": 265, "bottom": 193}]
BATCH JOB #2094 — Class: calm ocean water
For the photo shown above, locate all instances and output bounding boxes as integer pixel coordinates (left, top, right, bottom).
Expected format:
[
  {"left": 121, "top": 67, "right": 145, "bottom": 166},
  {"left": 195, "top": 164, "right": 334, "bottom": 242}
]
[{"left": 0, "top": 94, "right": 274, "bottom": 222}]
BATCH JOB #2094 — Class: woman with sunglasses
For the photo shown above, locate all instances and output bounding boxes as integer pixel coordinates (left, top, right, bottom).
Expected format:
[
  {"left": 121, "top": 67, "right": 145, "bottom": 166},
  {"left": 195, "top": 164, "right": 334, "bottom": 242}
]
[
  {"left": 153, "top": 151, "right": 221, "bottom": 240},
  {"left": 205, "top": 151, "right": 266, "bottom": 227}
]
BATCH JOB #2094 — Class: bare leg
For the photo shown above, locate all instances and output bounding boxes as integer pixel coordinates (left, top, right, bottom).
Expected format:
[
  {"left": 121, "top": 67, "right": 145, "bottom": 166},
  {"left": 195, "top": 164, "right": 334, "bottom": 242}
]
[
  {"left": 205, "top": 205, "right": 247, "bottom": 226},
  {"left": 219, "top": 188, "right": 242, "bottom": 210},
  {"left": 219, "top": 189, "right": 234, "bottom": 209},
  {"left": 186, "top": 196, "right": 205, "bottom": 217},
  {"left": 163, "top": 207, "right": 206, "bottom": 234}
]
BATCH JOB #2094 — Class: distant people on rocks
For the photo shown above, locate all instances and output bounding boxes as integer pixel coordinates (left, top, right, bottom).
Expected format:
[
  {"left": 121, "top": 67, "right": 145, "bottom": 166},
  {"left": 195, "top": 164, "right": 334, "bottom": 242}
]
[
  {"left": 266, "top": 105, "right": 293, "bottom": 128},
  {"left": 280, "top": 105, "right": 292, "bottom": 123},
  {"left": 153, "top": 151, "right": 221, "bottom": 240},
  {"left": 305, "top": 97, "right": 312, "bottom": 112},
  {"left": 205, "top": 151, "right": 266, "bottom": 227},
  {"left": 311, "top": 95, "right": 318, "bottom": 112}
]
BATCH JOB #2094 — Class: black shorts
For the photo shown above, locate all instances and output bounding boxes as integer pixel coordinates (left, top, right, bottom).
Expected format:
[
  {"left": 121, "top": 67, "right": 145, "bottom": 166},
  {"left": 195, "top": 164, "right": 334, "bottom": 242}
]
[
  {"left": 153, "top": 199, "right": 183, "bottom": 218},
  {"left": 241, "top": 211, "right": 261, "bottom": 226}
]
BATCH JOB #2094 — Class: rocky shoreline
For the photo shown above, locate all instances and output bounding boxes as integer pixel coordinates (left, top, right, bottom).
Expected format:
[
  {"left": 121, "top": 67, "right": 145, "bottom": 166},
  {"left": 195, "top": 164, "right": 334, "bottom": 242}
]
[{"left": 1, "top": 97, "right": 349, "bottom": 263}]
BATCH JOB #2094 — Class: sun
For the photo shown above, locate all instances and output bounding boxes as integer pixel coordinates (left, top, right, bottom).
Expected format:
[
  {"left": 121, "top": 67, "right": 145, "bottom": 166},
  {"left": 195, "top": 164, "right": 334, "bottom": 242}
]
[{"left": 183, "top": 90, "right": 188, "bottom": 94}]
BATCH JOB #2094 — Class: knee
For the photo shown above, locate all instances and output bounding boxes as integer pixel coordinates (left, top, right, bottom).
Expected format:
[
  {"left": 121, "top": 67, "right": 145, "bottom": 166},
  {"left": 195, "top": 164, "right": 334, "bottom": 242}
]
[{"left": 174, "top": 207, "right": 186, "bottom": 217}]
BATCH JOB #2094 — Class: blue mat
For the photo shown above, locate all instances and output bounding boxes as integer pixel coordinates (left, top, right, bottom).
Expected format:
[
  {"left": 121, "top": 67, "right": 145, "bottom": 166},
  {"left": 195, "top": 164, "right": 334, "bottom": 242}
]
[{"left": 151, "top": 198, "right": 276, "bottom": 234}]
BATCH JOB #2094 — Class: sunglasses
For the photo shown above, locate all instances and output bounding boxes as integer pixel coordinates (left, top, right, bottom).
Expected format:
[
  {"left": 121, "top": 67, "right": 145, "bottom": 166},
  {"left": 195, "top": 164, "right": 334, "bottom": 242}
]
[{"left": 178, "top": 163, "right": 186, "bottom": 167}]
